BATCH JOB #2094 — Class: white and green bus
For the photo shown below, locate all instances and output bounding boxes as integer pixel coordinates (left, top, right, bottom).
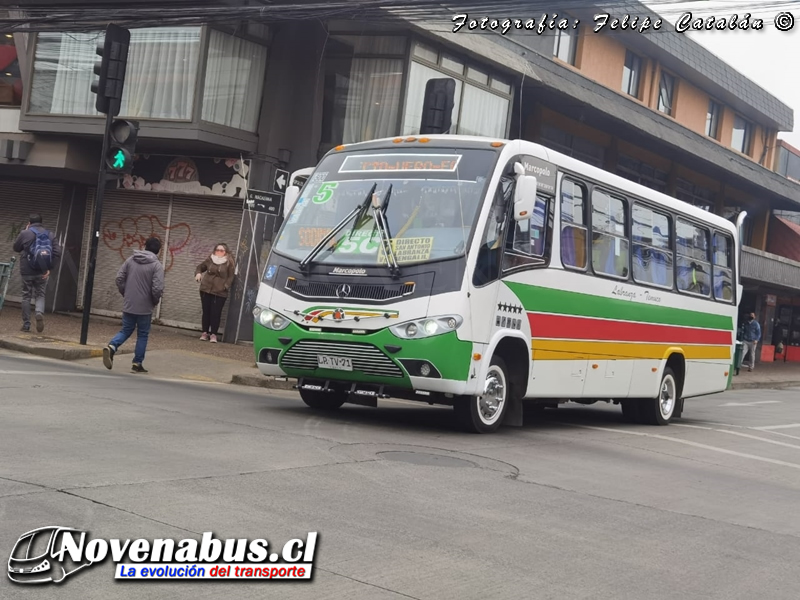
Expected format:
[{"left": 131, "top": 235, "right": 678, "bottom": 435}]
[{"left": 253, "top": 135, "right": 745, "bottom": 433}]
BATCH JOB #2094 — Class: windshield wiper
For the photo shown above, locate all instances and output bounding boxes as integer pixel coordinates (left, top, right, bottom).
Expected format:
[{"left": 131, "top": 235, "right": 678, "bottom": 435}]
[
  {"left": 371, "top": 184, "right": 401, "bottom": 278},
  {"left": 299, "top": 183, "right": 377, "bottom": 271}
]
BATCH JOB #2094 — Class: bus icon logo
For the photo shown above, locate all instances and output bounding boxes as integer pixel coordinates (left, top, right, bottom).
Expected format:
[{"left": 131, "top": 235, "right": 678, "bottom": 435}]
[
  {"left": 8, "top": 526, "right": 93, "bottom": 584},
  {"left": 335, "top": 284, "right": 351, "bottom": 298}
]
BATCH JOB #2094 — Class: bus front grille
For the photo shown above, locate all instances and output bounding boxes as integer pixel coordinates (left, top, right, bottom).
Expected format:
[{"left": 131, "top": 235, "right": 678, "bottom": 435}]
[
  {"left": 280, "top": 340, "right": 404, "bottom": 378},
  {"left": 286, "top": 278, "right": 415, "bottom": 301}
]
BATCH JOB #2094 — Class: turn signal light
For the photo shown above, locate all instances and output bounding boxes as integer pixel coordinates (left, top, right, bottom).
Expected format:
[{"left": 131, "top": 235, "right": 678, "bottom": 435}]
[{"left": 473, "top": 353, "right": 482, "bottom": 361}]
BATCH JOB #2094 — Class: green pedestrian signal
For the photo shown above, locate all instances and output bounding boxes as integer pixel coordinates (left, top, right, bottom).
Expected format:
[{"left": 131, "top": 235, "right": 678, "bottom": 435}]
[
  {"left": 112, "top": 150, "right": 126, "bottom": 170},
  {"left": 104, "top": 119, "right": 139, "bottom": 174}
]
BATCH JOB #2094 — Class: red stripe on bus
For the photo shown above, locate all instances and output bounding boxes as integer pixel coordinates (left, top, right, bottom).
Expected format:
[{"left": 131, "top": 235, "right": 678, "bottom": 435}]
[{"left": 527, "top": 312, "right": 733, "bottom": 345}]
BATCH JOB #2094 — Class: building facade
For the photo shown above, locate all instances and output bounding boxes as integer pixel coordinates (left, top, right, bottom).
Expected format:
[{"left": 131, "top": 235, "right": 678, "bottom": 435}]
[{"left": 2, "top": 2, "right": 799, "bottom": 360}]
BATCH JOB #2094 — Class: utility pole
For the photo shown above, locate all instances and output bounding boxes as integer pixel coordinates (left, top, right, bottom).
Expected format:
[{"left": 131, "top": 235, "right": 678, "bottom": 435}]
[{"left": 80, "top": 23, "right": 134, "bottom": 345}]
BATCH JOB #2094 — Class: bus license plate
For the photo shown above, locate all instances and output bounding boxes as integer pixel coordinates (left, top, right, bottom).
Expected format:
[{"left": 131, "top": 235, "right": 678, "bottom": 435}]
[{"left": 317, "top": 355, "right": 353, "bottom": 371}]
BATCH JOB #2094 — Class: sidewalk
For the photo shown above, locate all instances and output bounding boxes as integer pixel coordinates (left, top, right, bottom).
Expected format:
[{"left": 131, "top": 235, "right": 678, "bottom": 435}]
[
  {"left": 2, "top": 304, "right": 800, "bottom": 391},
  {"left": 0, "top": 304, "right": 290, "bottom": 389}
]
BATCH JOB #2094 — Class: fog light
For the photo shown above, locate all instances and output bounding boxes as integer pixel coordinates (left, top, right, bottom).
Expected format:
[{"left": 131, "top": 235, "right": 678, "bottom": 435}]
[
  {"left": 406, "top": 323, "right": 417, "bottom": 337},
  {"left": 419, "top": 363, "right": 431, "bottom": 377},
  {"left": 446, "top": 317, "right": 457, "bottom": 329},
  {"left": 423, "top": 320, "right": 438, "bottom": 335}
]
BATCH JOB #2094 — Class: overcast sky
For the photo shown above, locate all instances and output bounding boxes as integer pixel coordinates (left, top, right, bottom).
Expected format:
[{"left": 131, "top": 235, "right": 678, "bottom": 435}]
[{"left": 643, "top": 0, "right": 800, "bottom": 148}]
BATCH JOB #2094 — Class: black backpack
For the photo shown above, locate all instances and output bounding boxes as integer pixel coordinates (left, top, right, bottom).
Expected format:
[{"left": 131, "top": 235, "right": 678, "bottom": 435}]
[{"left": 27, "top": 226, "right": 54, "bottom": 272}]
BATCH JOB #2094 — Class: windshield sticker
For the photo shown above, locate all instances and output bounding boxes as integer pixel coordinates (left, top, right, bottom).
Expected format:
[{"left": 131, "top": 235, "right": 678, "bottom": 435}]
[
  {"left": 312, "top": 181, "right": 339, "bottom": 204},
  {"left": 339, "top": 154, "right": 462, "bottom": 173},
  {"left": 335, "top": 230, "right": 381, "bottom": 254},
  {"left": 309, "top": 171, "right": 328, "bottom": 184},
  {"left": 298, "top": 227, "right": 332, "bottom": 248},
  {"left": 287, "top": 196, "right": 309, "bottom": 224},
  {"left": 378, "top": 237, "right": 434, "bottom": 264}
]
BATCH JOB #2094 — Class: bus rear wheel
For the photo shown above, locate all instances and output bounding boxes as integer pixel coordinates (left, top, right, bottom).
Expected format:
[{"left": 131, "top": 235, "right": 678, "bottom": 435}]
[
  {"left": 455, "top": 357, "right": 510, "bottom": 433},
  {"left": 639, "top": 367, "right": 679, "bottom": 426},
  {"left": 299, "top": 388, "right": 347, "bottom": 410}
]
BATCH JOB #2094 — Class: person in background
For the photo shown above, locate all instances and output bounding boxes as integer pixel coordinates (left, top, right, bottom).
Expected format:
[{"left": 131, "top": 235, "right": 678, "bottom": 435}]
[
  {"left": 740, "top": 312, "right": 762, "bottom": 372},
  {"left": 103, "top": 237, "right": 165, "bottom": 374},
  {"left": 12, "top": 213, "right": 62, "bottom": 333},
  {"left": 195, "top": 243, "right": 235, "bottom": 343}
]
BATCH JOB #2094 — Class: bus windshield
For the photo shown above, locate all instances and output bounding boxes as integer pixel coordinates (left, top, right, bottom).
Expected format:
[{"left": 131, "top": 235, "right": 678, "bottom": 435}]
[{"left": 273, "top": 148, "right": 498, "bottom": 268}]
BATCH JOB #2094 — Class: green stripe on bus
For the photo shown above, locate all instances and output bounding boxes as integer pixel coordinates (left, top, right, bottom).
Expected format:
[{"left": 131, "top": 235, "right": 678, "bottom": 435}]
[{"left": 505, "top": 282, "right": 733, "bottom": 331}]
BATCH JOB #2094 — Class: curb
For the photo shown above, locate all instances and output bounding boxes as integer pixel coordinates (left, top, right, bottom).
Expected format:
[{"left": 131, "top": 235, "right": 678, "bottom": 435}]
[
  {"left": 230, "top": 373, "right": 296, "bottom": 390},
  {"left": 730, "top": 380, "right": 800, "bottom": 390},
  {"left": 0, "top": 339, "right": 104, "bottom": 361}
]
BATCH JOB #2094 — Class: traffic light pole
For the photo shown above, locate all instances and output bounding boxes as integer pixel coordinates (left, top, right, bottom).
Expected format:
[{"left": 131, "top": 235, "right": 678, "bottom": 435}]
[{"left": 80, "top": 110, "right": 114, "bottom": 345}]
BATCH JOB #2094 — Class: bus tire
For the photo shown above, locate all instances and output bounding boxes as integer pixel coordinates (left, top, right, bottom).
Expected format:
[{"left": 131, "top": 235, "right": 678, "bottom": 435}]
[
  {"left": 454, "top": 357, "right": 510, "bottom": 433},
  {"left": 299, "top": 388, "right": 347, "bottom": 410},
  {"left": 639, "top": 367, "right": 678, "bottom": 426}
]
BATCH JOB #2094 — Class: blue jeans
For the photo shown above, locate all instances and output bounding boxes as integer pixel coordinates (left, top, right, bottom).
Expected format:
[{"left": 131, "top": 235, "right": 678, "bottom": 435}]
[{"left": 109, "top": 312, "right": 152, "bottom": 365}]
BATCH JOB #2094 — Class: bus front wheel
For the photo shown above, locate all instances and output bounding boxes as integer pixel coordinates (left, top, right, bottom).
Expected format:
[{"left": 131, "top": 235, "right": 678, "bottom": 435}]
[
  {"left": 299, "top": 388, "right": 347, "bottom": 410},
  {"left": 455, "top": 357, "right": 510, "bottom": 433}
]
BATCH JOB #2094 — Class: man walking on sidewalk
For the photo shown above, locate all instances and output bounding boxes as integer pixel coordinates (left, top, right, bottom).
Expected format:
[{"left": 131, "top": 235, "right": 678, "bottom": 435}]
[
  {"left": 12, "top": 213, "right": 62, "bottom": 333},
  {"left": 740, "top": 312, "right": 762, "bottom": 372},
  {"left": 103, "top": 237, "right": 165, "bottom": 373}
]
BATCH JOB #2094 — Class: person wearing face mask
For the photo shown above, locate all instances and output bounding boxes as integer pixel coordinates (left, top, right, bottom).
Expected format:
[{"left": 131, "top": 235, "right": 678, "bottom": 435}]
[
  {"left": 740, "top": 312, "right": 761, "bottom": 372},
  {"left": 195, "top": 243, "right": 235, "bottom": 343}
]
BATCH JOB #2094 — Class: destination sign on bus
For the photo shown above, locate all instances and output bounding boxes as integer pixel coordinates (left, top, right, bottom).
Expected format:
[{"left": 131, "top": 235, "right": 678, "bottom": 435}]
[{"left": 339, "top": 154, "right": 462, "bottom": 173}]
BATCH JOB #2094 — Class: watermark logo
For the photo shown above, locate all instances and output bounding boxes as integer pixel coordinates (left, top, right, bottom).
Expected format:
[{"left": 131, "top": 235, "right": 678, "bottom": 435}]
[{"left": 8, "top": 527, "right": 318, "bottom": 584}]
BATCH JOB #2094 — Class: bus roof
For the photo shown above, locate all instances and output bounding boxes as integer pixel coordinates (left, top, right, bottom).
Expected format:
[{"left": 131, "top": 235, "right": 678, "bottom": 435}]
[{"left": 332, "top": 135, "right": 738, "bottom": 235}]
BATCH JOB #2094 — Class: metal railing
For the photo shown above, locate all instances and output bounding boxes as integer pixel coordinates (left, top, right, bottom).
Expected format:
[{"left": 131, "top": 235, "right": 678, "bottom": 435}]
[{"left": 0, "top": 256, "right": 16, "bottom": 313}]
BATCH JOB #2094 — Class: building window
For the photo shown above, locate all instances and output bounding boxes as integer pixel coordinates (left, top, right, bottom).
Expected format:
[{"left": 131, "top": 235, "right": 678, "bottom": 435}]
[
  {"left": 657, "top": 71, "right": 675, "bottom": 116},
  {"left": 706, "top": 100, "right": 721, "bottom": 139},
  {"left": 321, "top": 35, "right": 407, "bottom": 152},
  {"left": 0, "top": 34, "right": 22, "bottom": 107},
  {"left": 622, "top": 50, "right": 641, "bottom": 98},
  {"left": 402, "top": 41, "right": 512, "bottom": 138},
  {"left": 591, "top": 189, "right": 629, "bottom": 279},
  {"left": 201, "top": 30, "right": 268, "bottom": 132},
  {"left": 560, "top": 178, "right": 588, "bottom": 270},
  {"left": 676, "top": 219, "right": 711, "bottom": 296},
  {"left": 540, "top": 125, "right": 605, "bottom": 168},
  {"left": 675, "top": 178, "right": 715, "bottom": 212},
  {"left": 617, "top": 154, "right": 668, "bottom": 193},
  {"left": 631, "top": 204, "right": 673, "bottom": 288},
  {"left": 29, "top": 28, "right": 202, "bottom": 119},
  {"left": 553, "top": 28, "right": 578, "bottom": 65},
  {"left": 731, "top": 114, "right": 753, "bottom": 155}
]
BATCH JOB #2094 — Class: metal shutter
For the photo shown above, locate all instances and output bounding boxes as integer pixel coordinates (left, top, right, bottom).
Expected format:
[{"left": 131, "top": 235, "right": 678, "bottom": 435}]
[
  {"left": 158, "top": 194, "right": 243, "bottom": 328},
  {"left": 0, "top": 181, "right": 64, "bottom": 302}
]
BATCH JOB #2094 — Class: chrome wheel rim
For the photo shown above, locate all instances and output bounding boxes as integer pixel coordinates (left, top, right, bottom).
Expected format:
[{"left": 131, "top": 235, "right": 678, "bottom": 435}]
[
  {"left": 478, "top": 366, "right": 506, "bottom": 426},
  {"left": 659, "top": 374, "right": 676, "bottom": 420}
]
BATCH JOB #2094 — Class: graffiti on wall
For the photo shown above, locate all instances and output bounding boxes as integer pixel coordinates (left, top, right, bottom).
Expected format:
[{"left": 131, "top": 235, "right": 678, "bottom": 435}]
[
  {"left": 117, "top": 156, "right": 250, "bottom": 199},
  {"left": 102, "top": 215, "right": 192, "bottom": 272}
]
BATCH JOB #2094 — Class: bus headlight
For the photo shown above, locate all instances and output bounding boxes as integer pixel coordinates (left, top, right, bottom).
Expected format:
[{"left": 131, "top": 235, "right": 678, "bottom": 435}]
[
  {"left": 253, "top": 306, "right": 291, "bottom": 331},
  {"left": 390, "top": 315, "right": 463, "bottom": 339}
]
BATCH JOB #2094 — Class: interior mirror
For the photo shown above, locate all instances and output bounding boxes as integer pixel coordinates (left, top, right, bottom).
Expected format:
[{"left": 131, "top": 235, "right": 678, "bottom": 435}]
[
  {"left": 512, "top": 162, "right": 537, "bottom": 221},
  {"left": 283, "top": 185, "right": 300, "bottom": 218}
]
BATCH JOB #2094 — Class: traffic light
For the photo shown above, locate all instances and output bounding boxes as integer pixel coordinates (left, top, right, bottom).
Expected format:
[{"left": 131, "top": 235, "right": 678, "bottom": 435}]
[
  {"left": 105, "top": 119, "right": 138, "bottom": 174},
  {"left": 90, "top": 24, "right": 131, "bottom": 116}
]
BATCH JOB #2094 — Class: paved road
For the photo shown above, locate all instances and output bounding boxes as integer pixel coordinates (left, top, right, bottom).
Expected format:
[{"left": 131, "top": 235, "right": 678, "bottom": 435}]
[{"left": 2, "top": 350, "right": 799, "bottom": 599}]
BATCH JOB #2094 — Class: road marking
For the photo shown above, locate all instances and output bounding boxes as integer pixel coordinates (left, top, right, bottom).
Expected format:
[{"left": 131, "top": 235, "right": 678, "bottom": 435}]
[
  {"left": 755, "top": 423, "right": 800, "bottom": 430},
  {"left": 692, "top": 420, "right": 800, "bottom": 442},
  {"left": 719, "top": 400, "right": 782, "bottom": 407},
  {"left": 570, "top": 424, "right": 800, "bottom": 470}
]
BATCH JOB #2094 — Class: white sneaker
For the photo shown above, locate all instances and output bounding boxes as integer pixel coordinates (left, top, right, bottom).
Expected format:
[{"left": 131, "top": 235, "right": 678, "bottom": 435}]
[{"left": 210, "top": 334, "right": 218, "bottom": 343}]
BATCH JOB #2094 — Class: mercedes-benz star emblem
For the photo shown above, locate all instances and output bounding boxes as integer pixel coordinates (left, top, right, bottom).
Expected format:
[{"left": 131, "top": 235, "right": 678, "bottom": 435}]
[{"left": 336, "top": 284, "right": 352, "bottom": 298}]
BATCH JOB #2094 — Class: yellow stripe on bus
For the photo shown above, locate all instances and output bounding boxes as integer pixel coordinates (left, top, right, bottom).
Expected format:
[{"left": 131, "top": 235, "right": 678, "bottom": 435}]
[{"left": 531, "top": 339, "right": 731, "bottom": 361}]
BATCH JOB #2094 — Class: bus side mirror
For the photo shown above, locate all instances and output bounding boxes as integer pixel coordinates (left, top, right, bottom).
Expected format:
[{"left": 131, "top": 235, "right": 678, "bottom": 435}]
[
  {"left": 512, "top": 162, "right": 537, "bottom": 221},
  {"left": 284, "top": 185, "right": 300, "bottom": 218}
]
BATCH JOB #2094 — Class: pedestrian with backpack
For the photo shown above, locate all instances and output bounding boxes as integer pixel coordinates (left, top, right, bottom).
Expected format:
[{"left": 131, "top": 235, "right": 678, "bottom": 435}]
[
  {"left": 12, "top": 213, "right": 62, "bottom": 332},
  {"left": 103, "top": 237, "right": 165, "bottom": 374}
]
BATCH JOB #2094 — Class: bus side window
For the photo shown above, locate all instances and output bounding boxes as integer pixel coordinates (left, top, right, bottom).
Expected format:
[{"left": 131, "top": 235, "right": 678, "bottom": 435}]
[
  {"left": 591, "top": 189, "right": 629, "bottom": 279},
  {"left": 473, "top": 175, "right": 512, "bottom": 286},
  {"left": 713, "top": 232, "right": 734, "bottom": 302},
  {"left": 561, "top": 179, "right": 588, "bottom": 269},
  {"left": 676, "top": 219, "right": 711, "bottom": 296}
]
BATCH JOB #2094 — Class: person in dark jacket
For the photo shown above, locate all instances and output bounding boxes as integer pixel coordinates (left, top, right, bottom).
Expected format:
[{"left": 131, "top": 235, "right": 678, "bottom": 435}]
[
  {"left": 12, "top": 213, "right": 62, "bottom": 333},
  {"left": 195, "top": 243, "right": 235, "bottom": 343},
  {"left": 103, "top": 237, "right": 165, "bottom": 373}
]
